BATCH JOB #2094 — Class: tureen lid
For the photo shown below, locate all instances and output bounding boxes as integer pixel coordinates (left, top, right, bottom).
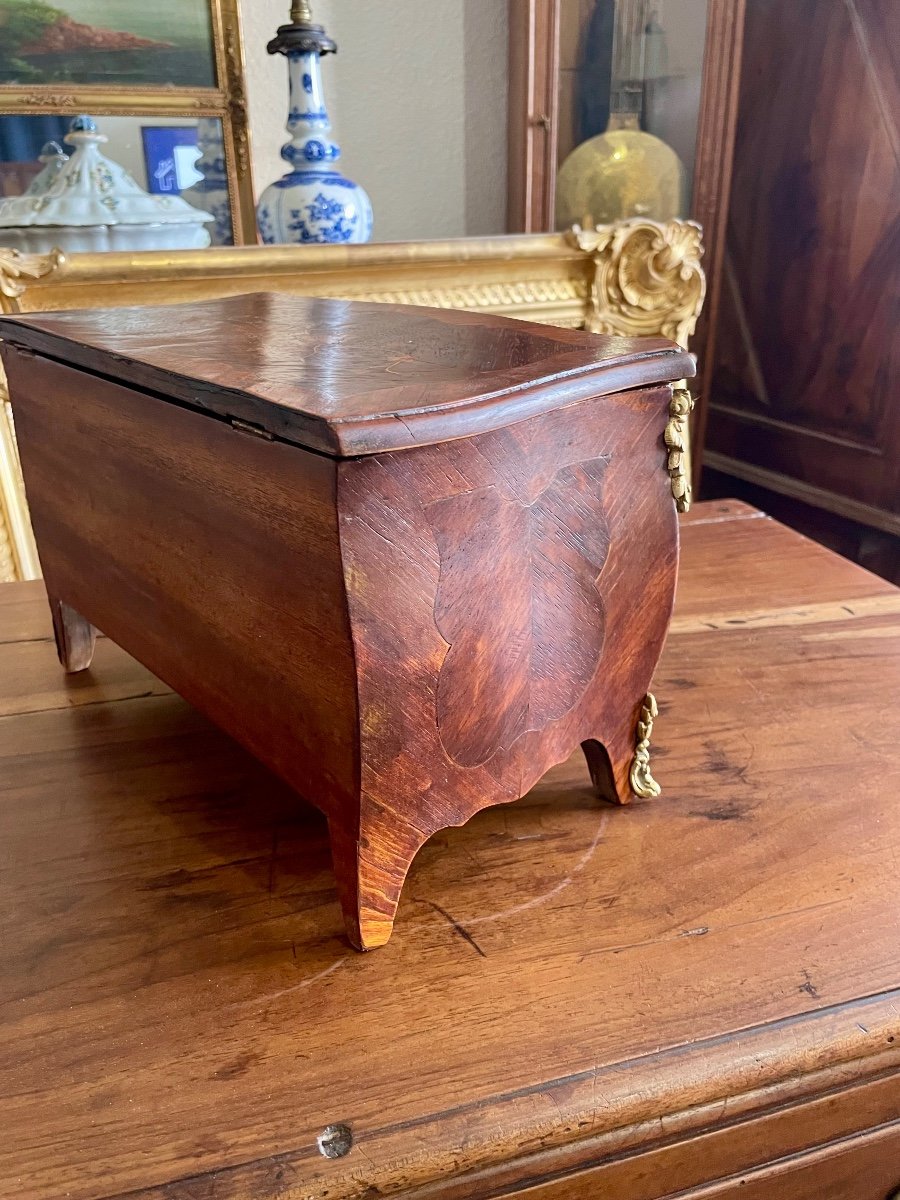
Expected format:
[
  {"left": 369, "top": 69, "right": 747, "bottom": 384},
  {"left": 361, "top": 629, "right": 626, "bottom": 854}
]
[{"left": 0, "top": 115, "right": 213, "bottom": 229}]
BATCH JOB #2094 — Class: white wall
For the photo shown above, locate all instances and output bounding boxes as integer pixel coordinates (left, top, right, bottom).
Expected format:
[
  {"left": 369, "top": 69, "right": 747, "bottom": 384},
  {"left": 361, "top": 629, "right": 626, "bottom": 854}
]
[{"left": 242, "top": 0, "right": 508, "bottom": 241}]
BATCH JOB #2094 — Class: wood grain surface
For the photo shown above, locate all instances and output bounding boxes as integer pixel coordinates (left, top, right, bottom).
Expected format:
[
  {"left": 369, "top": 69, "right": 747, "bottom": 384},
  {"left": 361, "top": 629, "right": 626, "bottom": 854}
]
[
  {"left": 705, "top": 0, "right": 900, "bottom": 535},
  {"left": 338, "top": 383, "right": 678, "bottom": 945},
  {"left": 3, "top": 341, "right": 682, "bottom": 949},
  {"left": 0, "top": 293, "right": 694, "bottom": 456},
  {"left": 1, "top": 503, "right": 898, "bottom": 1200},
  {"left": 4, "top": 348, "right": 362, "bottom": 888}
]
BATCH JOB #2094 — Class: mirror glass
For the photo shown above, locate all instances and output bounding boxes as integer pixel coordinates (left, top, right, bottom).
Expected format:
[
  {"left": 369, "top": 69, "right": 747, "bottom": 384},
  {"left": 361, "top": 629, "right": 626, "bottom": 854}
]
[
  {"left": 555, "top": 0, "right": 710, "bottom": 228},
  {"left": 0, "top": 113, "right": 235, "bottom": 251},
  {"left": 246, "top": 0, "right": 511, "bottom": 244}
]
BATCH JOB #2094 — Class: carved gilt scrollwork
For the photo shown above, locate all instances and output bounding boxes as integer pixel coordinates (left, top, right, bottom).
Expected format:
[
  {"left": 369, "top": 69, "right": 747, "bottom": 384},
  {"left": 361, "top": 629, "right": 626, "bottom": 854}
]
[
  {"left": 0, "top": 397, "right": 39, "bottom": 581},
  {"left": 17, "top": 93, "right": 78, "bottom": 108},
  {"left": 570, "top": 219, "right": 704, "bottom": 514},
  {"left": 569, "top": 218, "right": 705, "bottom": 349},
  {"left": 629, "top": 693, "right": 661, "bottom": 799},
  {"left": 666, "top": 388, "right": 696, "bottom": 513},
  {"left": 0, "top": 247, "right": 65, "bottom": 309},
  {"left": 0, "top": 253, "right": 52, "bottom": 578}
]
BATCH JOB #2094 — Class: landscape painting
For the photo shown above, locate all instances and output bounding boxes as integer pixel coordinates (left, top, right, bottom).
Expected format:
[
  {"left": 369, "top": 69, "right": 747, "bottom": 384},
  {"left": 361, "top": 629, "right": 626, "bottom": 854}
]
[{"left": 0, "top": 0, "right": 217, "bottom": 89}]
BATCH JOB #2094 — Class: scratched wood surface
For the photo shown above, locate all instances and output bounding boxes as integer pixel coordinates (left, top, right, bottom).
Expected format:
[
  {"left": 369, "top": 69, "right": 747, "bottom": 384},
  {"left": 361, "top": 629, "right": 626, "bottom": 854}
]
[{"left": 1, "top": 502, "right": 899, "bottom": 1200}]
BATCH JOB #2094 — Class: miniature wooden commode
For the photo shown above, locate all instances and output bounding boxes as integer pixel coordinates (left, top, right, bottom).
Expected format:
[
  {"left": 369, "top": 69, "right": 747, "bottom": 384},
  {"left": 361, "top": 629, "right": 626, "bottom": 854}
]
[{"left": 0, "top": 294, "right": 694, "bottom": 949}]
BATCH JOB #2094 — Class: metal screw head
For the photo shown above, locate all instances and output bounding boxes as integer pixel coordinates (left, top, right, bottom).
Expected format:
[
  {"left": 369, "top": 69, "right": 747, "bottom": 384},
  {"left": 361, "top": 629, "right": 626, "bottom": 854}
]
[{"left": 317, "top": 1123, "right": 352, "bottom": 1159}]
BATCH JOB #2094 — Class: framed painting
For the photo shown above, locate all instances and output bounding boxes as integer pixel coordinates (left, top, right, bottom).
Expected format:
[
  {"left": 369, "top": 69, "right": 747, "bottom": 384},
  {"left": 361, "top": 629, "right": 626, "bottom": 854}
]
[
  {"left": 0, "top": 1, "right": 216, "bottom": 88},
  {"left": 0, "top": 0, "right": 255, "bottom": 242}
]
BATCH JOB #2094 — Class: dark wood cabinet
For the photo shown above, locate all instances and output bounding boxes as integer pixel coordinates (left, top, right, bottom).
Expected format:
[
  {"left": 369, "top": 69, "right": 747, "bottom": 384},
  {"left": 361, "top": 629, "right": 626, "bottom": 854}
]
[
  {"left": 508, "top": 2, "right": 899, "bottom": 577},
  {"left": 702, "top": 0, "right": 900, "bottom": 563}
]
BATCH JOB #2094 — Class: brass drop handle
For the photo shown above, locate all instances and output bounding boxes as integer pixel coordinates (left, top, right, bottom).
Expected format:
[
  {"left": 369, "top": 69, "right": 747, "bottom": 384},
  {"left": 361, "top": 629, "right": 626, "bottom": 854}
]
[{"left": 529, "top": 113, "right": 552, "bottom": 131}]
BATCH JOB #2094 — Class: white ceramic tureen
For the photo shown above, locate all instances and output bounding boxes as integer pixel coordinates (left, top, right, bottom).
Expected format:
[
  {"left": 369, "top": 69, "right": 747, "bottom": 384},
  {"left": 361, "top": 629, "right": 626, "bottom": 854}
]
[{"left": 0, "top": 115, "right": 213, "bottom": 254}]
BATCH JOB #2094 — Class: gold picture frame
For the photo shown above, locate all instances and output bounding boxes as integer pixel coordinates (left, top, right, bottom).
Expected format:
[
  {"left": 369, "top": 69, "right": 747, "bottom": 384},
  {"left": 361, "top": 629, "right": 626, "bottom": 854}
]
[{"left": 0, "top": 0, "right": 256, "bottom": 244}]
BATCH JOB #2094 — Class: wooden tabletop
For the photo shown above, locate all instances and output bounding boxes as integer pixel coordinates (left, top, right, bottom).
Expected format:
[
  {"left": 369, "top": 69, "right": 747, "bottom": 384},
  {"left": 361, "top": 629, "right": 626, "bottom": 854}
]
[{"left": 1, "top": 500, "right": 899, "bottom": 1200}]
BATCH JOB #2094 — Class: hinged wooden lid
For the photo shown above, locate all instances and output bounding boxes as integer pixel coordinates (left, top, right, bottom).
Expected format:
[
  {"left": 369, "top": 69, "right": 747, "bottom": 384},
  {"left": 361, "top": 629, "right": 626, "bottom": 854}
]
[{"left": 0, "top": 292, "right": 694, "bottom": 457}]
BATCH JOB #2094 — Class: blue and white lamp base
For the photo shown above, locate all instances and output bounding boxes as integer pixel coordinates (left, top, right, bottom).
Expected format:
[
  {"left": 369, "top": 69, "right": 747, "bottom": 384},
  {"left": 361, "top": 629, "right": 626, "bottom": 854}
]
[
  {"left": 256, "top": 31, "right": 372, "bottom": 245},
  {"left": 257, "top": 170, "right": 372, "bottom": 245}
]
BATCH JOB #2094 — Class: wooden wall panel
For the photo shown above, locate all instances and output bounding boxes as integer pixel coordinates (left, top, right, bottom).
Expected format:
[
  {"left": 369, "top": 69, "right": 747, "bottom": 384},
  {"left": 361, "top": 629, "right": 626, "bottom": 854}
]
[
  {"left": 687, "top": 0, "right": 746, "bottom": 477},
  {"left": 704, "top": 0, "right": 900, "bottom": 536}
]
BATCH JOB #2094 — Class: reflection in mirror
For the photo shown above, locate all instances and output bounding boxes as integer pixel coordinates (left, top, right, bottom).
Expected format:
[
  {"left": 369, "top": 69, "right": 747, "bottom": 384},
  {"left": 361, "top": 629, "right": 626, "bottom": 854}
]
[
  {"left": 246, "top": 0, "right": 510, "bottom": 244},
  {"left": 555, "top": 0, "right": 709, "bottom": 228},
  {"left": 0, "top": 0, "right": 216, "bottom": 89},
  {"left": 0, "top": 113, "right": 234, "bottom": 251}
]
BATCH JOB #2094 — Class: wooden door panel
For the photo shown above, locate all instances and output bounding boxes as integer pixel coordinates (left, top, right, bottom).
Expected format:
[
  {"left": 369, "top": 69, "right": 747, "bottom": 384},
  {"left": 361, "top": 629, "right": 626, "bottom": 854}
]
[{"left": 706, "top": 0, "right": 900, "bottom": 532}]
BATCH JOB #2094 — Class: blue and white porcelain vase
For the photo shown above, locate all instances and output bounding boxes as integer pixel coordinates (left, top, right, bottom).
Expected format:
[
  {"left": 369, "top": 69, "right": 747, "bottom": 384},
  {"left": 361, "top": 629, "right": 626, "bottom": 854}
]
[{"left": 256, "top": 1, "right": 372, "bottom": 245}]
